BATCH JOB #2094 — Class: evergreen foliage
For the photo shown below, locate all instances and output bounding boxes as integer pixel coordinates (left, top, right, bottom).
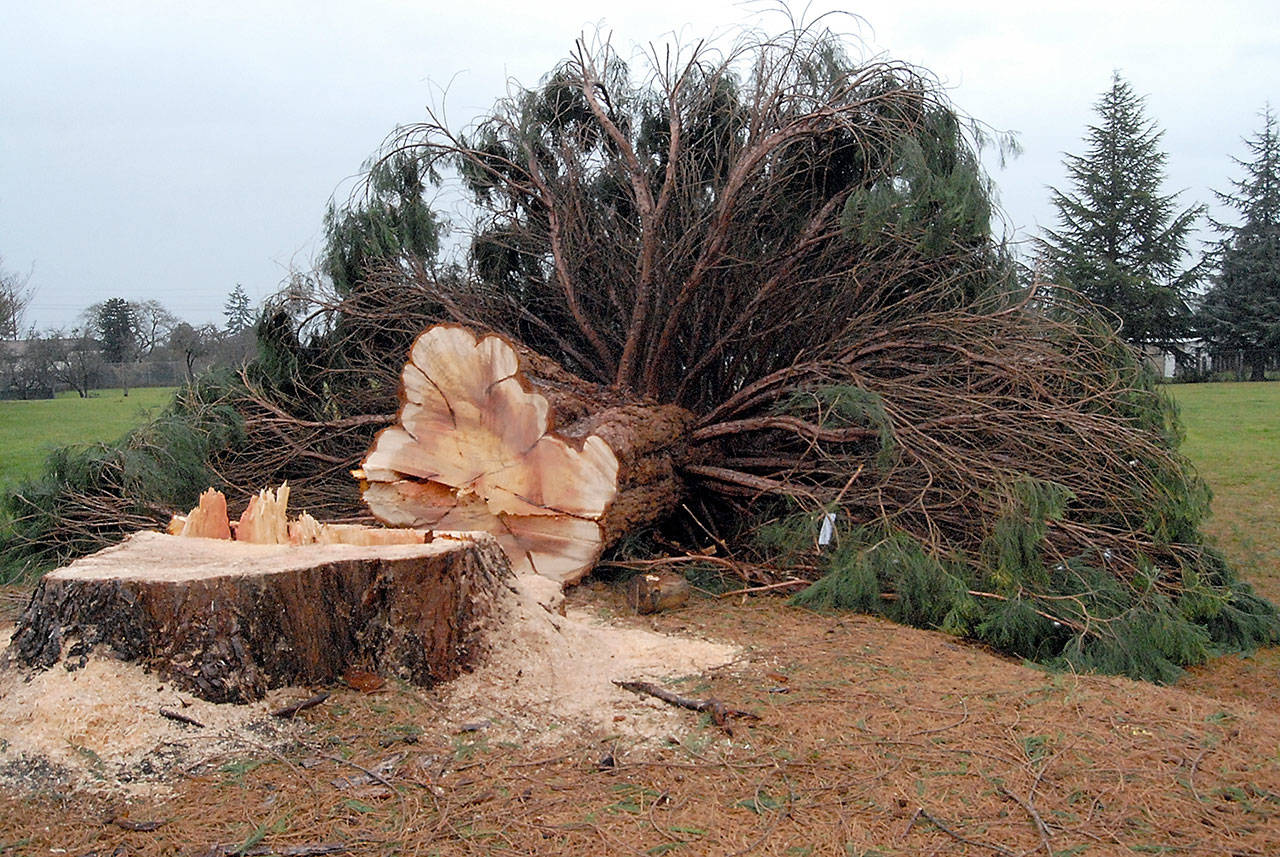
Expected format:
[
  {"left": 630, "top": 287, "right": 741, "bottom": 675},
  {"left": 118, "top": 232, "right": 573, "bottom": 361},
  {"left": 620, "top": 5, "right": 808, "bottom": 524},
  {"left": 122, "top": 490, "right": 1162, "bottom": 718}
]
[
  {"left": 322, "top": 152, "right": 443, "bottom": 296},
  {"left": 1037, "top": 73, "right": 1203, "bottom": 349},
  {"left": 1197, "top": 107, "right": 1280, "bottom": 380},
  {"left": 92, "top": 297, "right": 138, "bottom": 363},
  {"left": 786, "top": 376, "right": 1280, "bottom": 684},
  {"left": 223, "top": 285, "right": 255, "bottom": 335}
]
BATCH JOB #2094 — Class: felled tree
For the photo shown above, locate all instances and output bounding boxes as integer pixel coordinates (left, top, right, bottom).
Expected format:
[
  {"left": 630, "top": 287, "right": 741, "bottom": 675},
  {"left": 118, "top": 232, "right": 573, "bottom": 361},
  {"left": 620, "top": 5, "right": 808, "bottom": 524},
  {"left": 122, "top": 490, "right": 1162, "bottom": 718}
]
[{"left": 358, "top": 25, "right": 1274, "bottom": 679}]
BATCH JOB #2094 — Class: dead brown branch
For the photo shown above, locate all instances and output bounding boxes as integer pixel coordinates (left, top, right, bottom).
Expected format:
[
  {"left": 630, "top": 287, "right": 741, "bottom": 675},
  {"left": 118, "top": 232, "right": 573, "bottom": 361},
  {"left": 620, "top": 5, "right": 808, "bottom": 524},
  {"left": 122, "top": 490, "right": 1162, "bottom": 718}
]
[{"left": 612, "top": 679, "right": 760, "bottom": 729}]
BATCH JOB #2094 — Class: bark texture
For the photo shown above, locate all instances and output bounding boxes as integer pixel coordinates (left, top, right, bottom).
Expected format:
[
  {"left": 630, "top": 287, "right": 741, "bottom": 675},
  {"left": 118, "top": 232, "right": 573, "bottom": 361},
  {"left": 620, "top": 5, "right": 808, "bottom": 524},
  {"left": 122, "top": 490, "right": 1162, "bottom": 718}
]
[{"left": 9, "top": 530, "right": 510, "bottom": 703}]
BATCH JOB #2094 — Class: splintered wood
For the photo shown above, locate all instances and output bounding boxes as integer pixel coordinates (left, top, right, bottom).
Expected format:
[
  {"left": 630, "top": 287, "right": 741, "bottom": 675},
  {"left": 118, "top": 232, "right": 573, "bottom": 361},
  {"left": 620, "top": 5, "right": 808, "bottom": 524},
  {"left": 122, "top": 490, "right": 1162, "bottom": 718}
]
[
  {"left": 358, "top": 325, "right": 695, "bottom": 584},
  {"left": 170, "top": 488, "right": 232, "bottom": 539},
  {"left": 167, "top": 485, "right": 425, "bottom": 547}
]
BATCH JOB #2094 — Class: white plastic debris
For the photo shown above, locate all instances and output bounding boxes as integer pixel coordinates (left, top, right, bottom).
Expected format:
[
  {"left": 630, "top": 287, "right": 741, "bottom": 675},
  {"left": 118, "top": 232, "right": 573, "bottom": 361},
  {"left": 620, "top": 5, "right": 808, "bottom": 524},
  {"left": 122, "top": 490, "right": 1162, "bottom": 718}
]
[{"left": 817, "top": 512, "right": 837, "bottom": 546}]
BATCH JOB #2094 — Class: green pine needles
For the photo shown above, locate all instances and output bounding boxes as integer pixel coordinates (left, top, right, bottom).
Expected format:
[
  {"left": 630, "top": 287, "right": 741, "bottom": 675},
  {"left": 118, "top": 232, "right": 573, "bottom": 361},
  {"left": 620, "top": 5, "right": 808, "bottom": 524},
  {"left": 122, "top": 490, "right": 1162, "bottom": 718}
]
[{"left": 790, "top": 450, "right": 1279, "bottom": 684}]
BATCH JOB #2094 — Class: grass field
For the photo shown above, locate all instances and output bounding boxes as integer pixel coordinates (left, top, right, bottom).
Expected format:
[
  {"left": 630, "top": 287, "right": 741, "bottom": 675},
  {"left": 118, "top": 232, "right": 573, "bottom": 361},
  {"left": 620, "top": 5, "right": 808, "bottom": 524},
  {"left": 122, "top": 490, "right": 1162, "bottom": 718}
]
[
  {"left": 0, "top": 387, "right": 177, "bottom": 488},
  {"left": 1166, "top": 381, "right": 1280, "bottom": 601}
]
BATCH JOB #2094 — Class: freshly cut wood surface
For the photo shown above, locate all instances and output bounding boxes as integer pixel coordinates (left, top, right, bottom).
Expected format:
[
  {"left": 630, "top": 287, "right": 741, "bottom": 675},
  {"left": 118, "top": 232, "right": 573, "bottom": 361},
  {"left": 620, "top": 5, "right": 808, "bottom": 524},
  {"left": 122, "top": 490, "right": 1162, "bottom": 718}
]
[
  {"left": 235, "top": 484, "right": 292, "bottom": 545},
  {"left": 361, "top": 325, "right": 695, "bottom": 584},
  {"left": 288, "top": 513, "right": 426, "bottom": 547},
  {"left": 8, "top": 531, "right": 510, "bottom": 703},
  {"left": 625, "top": 572, "right": 692, "bottom": 614}
]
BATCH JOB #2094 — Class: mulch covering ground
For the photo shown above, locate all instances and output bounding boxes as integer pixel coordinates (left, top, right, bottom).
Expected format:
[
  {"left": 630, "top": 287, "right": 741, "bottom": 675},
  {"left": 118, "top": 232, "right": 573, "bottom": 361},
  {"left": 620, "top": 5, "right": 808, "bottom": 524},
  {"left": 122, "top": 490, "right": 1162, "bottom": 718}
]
[{"left": 2, "top": 583, "right": 1280, "bottom": 856}]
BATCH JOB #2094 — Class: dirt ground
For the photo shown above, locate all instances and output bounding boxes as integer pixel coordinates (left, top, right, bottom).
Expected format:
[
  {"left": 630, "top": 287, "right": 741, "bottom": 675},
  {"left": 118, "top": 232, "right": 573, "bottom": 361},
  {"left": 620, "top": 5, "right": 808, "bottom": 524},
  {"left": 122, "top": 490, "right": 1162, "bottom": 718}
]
[{"left": 2, "top": 580, "right": 1279, "bottom": 856}]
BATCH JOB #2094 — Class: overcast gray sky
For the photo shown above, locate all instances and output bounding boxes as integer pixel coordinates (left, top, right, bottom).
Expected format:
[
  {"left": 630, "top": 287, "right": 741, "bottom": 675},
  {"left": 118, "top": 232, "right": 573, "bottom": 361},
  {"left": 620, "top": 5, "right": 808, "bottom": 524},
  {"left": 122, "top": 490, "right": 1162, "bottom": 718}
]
[{"left": 2, "top": 1, "right": 1276, "bottom": 331}]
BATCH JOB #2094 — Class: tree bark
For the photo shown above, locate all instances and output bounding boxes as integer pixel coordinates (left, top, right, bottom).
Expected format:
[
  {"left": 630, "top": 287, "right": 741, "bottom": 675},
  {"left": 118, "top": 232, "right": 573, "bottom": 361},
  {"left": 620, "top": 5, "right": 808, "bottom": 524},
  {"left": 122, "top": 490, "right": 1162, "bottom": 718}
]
[
  {"left": 359, "top": 325, "right": 698, "bottom": 584},
  {"left": 1250, "top": 348, "right": 1267, "bottom": 381},
  {"left": 9, "top": 530, "right": 510, "bottom": 703}
]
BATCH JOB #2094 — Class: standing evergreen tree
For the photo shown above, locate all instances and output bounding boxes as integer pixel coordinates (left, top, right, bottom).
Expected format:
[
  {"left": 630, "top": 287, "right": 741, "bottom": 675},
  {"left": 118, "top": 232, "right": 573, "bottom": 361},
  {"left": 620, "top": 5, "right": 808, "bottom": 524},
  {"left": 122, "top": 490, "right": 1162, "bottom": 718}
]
[
  {"left": 223, "top": 284, "right": 255, "bottom": 335},
  {"left": 92, "top": 297, "right": 138, "bottom": 363},
  {"left": 1037, "top": 73, "right": 1203, "bottom": 349},
  {"left": 1198, "top": 107, "right": 1280, "bottom": 381}
]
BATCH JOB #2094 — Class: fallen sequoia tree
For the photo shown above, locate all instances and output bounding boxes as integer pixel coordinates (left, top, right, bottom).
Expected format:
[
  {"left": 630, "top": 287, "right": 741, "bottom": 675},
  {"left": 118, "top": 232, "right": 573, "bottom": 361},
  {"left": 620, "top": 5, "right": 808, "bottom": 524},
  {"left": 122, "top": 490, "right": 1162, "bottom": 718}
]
[{"left": 3, "top": 22, "right": 1276, "bottom": 681}]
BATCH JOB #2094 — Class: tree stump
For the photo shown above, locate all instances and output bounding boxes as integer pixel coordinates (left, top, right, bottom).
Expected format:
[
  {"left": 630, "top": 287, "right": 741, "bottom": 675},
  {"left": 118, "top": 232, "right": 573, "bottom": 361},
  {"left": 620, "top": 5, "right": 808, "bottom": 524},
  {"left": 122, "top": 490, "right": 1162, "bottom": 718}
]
[{"left": 8, "top": 530, "right": 511, "bottom": 703}]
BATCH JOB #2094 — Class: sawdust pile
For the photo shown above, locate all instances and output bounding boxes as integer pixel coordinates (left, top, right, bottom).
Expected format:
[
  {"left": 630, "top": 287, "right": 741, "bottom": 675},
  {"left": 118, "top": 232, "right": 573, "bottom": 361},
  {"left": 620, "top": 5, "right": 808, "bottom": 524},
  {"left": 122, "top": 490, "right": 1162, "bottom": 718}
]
[
  {"left": 0, "top": 630, "right": 313, "bottom": 795},
  {"left": 0, "top": 576, "right": 737, "bottom": 793},
  {"left": 441, "top": 575, "right": 739, "bottom": 744}
]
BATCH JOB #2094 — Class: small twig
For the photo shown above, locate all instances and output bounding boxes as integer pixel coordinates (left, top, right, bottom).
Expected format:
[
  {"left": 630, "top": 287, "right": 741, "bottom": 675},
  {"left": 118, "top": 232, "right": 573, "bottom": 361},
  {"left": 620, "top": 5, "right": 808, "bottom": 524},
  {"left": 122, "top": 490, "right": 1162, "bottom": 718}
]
[
  {"left": 998, "top": 785, "right": 1054, "bottom": 857},
  {"left": 271, "top": 691, "right": 330, "bottom": 718},
  {"left": 111, "top": 816, "right": 168, "bottom": 832},
  {"left": 506, "top": 753, "right": 574, "bottom": 768},
  {"left": 1186, "top": 746, "right": 1209, "bottom": 803},
  {"left": 201, "top": 843, "right": 350, "bottom": 857},
  {"left": 909, "top": 699, "right": 968, "bottom": 737},
  {"left": 159, "top": 707, "right": 205, "bottom": 728},
  {"left": 325, "top": 754, "right": 398, "bottom": 792},
  {"left": 715, "top": 579, "right": 810, "bottom": 598},
  {"left": 912, "top": 806, "right": 1018, "bottom": 856},
  {"left": 900, "top": 806, "right": 924, "bottom": 841},
  {"left": 612, "top": 680, "right": 759, "bottom": 729}
]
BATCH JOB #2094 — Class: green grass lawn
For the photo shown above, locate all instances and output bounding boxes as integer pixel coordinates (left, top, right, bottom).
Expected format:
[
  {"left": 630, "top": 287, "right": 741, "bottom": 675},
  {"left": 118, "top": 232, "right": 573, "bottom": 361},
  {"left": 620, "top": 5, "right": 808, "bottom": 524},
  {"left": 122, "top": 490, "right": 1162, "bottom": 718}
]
[
  {"left": 1166, "top": 382, "right": 1280, "bottom": 601},
  {"left": 0, "top": 387, "right": 177, "bottom": 488}
]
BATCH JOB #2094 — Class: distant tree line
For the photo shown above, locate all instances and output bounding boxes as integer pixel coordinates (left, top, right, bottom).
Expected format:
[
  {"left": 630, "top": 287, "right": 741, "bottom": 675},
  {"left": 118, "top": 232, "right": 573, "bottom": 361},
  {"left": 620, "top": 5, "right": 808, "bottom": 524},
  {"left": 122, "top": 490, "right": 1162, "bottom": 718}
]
[
  {"left": 0, "top": 281, "right": 259, "bottom": 400},
  {"left": 1037, "top": 74, "right": 1279, "bottom": 381}
]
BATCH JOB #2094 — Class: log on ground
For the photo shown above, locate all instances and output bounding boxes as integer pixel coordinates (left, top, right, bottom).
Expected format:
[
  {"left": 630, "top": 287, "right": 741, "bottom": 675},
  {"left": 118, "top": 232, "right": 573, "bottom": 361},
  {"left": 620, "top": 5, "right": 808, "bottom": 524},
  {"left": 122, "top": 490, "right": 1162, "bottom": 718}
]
[
  {"left": 358, "top": 324, "right": 698, "bottom": 584},
  {"left": 7, "top": 530, "right": 510, "bottom": 703}
]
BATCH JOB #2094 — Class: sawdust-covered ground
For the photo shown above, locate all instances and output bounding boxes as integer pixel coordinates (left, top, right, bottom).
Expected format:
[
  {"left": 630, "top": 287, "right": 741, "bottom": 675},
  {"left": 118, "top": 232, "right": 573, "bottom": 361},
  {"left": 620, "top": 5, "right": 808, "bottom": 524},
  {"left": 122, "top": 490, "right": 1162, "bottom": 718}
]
[{"left": 2, "top": 579, "right": 1279, "bottom": 856}]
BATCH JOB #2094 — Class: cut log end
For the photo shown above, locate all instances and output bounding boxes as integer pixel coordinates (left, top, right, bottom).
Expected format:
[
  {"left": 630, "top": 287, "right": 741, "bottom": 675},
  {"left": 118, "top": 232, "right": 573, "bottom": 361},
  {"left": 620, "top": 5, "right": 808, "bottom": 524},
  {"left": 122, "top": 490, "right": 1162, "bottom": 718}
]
[
  {"left": 360, "top": 324, "right": 695, "bottom": 585},
  {"left": 625, "top": 572, "right": 692, "bottom": 614}
]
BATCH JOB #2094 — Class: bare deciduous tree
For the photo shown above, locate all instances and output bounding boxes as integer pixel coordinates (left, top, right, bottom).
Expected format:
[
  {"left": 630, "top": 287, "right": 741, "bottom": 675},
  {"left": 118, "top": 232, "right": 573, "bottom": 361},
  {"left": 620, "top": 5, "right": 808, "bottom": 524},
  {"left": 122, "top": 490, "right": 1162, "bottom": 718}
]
[{"left": 0, "top": 256, "right": 34, "bottom": 340}]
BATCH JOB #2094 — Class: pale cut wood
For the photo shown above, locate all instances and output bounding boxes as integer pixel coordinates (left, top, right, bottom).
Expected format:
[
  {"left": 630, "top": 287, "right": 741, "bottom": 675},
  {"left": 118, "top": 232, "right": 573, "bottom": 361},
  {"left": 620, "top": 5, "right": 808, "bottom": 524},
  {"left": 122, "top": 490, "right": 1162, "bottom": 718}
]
[
  {"left": 360, "top": 325, "right": 698, "bottom": 585},
  {"left": 178, "top": 488, "right": 232, "bottom": 540},
  {"left": 625, "top": 572, "right": 692, "bottom": 614},
  {"left": 234, "top": 484, "right": 292, "bottom": 544},
  {"left": 361, "top": 325, "right": 627, "bottom": 583},
  {"left": 288, "top": 512, "right": 426, "bottom": 547},
  {"left": 8, "top": 531, "right": 510, "bottom": 703}
]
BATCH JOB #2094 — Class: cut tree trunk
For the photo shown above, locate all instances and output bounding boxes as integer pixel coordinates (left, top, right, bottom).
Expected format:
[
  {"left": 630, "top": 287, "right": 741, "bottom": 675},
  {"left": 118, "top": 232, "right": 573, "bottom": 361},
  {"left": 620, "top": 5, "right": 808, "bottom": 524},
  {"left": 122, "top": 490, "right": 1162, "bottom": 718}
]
[
  {"left": 8, "top": 530, "right": 510, "bottom": 703},
  {"left": 358, "top": 324, "right": 698, "bottom": 584}
]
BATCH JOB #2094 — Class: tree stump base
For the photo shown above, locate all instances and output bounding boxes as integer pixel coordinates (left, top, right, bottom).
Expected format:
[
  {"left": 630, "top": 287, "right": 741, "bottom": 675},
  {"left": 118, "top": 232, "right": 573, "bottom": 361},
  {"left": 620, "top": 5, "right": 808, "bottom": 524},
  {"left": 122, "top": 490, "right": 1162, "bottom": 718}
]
[{"left": 8, "top": 530, "right": 511, "bottom": 703}]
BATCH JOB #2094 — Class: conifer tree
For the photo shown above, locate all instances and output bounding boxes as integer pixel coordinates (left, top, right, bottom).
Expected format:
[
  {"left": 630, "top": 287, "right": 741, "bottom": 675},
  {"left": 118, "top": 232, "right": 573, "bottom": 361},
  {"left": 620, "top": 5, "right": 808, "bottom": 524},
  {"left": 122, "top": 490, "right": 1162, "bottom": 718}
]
[
  {"left": 1037, "top": 73, "right": 1203, "bottom": 349},
  {"left": 1198, "top": 107, "right": 1280, "bottom": 380},
  {"left": 92, "top": 297, "right": 138, "bottom": 363},
  {"left": 223, "top": 284, "right": 255, "bottom": 335}
]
